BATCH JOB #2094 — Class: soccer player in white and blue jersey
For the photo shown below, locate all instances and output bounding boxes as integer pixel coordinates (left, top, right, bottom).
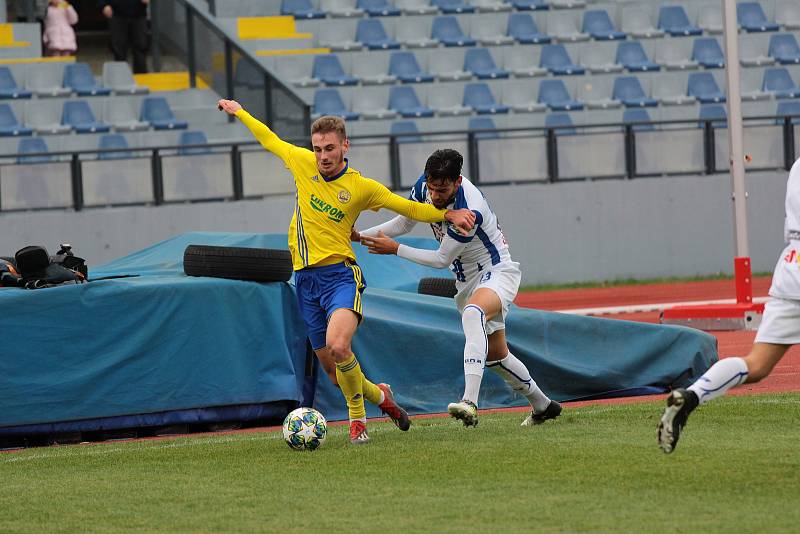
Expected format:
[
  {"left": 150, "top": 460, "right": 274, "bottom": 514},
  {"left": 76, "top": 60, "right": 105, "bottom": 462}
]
[{"left": 356, "top": 149, "right": 561, "bottom": 427}]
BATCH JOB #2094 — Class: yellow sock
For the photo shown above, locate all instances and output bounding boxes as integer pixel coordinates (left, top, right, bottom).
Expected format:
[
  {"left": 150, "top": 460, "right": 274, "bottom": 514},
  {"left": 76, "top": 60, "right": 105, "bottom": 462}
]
[
  {"left": 362, "top": 375, "right": 382, "bottom": 406},
  {"left": 336, "top": 354, "right": 366, "bottom": 420}
]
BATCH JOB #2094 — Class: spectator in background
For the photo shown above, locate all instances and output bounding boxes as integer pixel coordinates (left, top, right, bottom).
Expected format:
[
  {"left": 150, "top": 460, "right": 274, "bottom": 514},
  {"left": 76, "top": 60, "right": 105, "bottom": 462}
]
[
  {"left": 43, "top": 0, "right": 78, "bottom": 57},
  {"left": 99, "top": 0, "right": 149, "bottom": 73}
]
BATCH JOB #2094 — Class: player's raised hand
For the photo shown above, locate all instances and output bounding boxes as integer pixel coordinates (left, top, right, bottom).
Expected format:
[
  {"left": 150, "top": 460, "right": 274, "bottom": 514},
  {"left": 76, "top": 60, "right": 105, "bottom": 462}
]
[
  {"left": 350, "top": 227, "right": 361, "bottom": 242},
  {"left": 445, "top": 209, "right": 476, "bottom": 236},
  {"left": 361, "top": 231, "right": 399, "bottom": 255},
  {"left": 217, "top": 99, "right": 242, "bottom": 115}
]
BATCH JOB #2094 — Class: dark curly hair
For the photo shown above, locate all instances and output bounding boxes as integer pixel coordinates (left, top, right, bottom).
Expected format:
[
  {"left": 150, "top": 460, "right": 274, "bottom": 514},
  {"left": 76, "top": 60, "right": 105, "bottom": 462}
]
[{"left": 424, "top": 149, "right": 463, "bottom": 184}]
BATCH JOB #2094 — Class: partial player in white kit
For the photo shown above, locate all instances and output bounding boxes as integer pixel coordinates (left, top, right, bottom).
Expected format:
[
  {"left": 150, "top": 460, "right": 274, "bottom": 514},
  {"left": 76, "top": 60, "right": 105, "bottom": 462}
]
[
  {"left": 658, "top": 157, "right": 800, "bottom": 453},
  {"left": 354, "top": 149, "right": 561, "bottom": 427}
]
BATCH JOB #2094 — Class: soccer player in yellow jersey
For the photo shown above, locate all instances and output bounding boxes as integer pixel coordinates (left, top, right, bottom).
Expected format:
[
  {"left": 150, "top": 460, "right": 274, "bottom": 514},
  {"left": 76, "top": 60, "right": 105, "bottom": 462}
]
[{"left": 218, "top": 99, "right": 476, "bottom": 444}]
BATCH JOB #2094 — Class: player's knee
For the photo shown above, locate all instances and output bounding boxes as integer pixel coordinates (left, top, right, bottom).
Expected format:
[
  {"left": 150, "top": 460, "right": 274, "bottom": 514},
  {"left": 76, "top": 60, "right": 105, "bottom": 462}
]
[
  {"left": 462, "top": 305, "right": 485, "bottom": 327},
  {"left": 328, "top": 341, "right": 352, "bottom": 362}
]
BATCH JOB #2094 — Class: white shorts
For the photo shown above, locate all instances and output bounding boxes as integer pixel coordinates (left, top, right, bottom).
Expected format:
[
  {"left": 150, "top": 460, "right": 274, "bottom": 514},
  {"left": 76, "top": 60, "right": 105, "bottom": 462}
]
[
  {"left": 754, "top": 297, "right": 800, "bottom": 345},
  {"left": 454, "top": 261, "right": 521, "bottom": 335}
]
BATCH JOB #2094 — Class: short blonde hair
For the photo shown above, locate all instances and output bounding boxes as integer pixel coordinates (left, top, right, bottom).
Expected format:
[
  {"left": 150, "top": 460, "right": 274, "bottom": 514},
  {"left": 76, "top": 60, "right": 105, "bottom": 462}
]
[{"left": 311, "top": 115, "right": 347, "bottom": 141}]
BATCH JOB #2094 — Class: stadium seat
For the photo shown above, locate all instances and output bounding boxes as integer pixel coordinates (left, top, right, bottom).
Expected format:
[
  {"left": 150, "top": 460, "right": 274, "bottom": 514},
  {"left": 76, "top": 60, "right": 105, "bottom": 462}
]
[
  {"left": 737, "top": 2, "right": 779, "bottom": 33},
  {"left": 622, "top": 6, "right": 664, "bottom": 39},
  {"left": 550, "top": 0, "right": 585, "bottom": 8},
  {"left": 103, "top": 98, "right": 149, "bottom": 131},
  {"left": 17, "top": 137, "right": 53, "bottom": 164},
  {"left": 357, "top": 0, "right": 401, "bottom": 16},
  {"left": 350, "top": 52, "right": 396, "bottom": 85},
  {"left": 692, "top": 38, "right": 725, "bottom": 69},
  {"left": 428, "top": 48, "right": 471, "bottom": 80},
  {"left": 463, "top": 82, "right": 508, "bottom": 114},
  {"left": 396, "top": 0, "right": 438, "bottom": 15},
  {"left": 616, "top": 41, "right": 660, "bottom": 72},
  {"left": 321, "top": 0, "right": 364, "bottom": 17},
  {"left": 0, "top": 103, "right": 31, "bottom": 136},
  {"left": 698, "top": 104, "right": 727, "bottom": 129},
  {"left": 698, "top": 4, "right": 723, "bottom": 34},
  {"left": 776, "top": 0, "right": 800, "bottom": 30},
  {"left": 769, "top": 34, "right": 800, "bottom": 64},
  {"left": 502, "top": 80, "right": 547, "bottom": 112},
  {"left": 540, "top": 44, "right": 584, "bottom": 75},
  {"left": 506, "top": 13, "right": 550, "bottom": 44},
  {"left": 470, "top": 0, "right": 511, "bottom": 13},
  {"left": 504, "top": 50, "right": 548, "bottom": 77},
  {"left": 98, "top": 133, "right": 133, "bottom": 160},
  {"left": 0, "top": 66, "right": 30, "bottom": 99},
  {"left": 395, "top": 15, "right": 439, "bottom": 47},
  {"left": 389, "top": 86, "right": 435, "bottom": 117},
  {"left": 776, "top": 100, "right": 800, "bottom": 124},
  {"left": 468, "top": 116, "right": 500, "bottom": 139},
  {"left": 582, "top": 9, "right": 627, "bottom": 40},
  {"left": 102, "top": 61, "right": 148, "bottom": 95},
  {"left": 431, "top": 16, "right": 476, "bottom": 46},
  {"left": 545, "top": 112, "right": 576, "bottom": 135},
  {"left": 658, "top": 6, "right": 702, "bottom": 36},
  {"left": 178, "top": 131, "right": 211, "bottom": 155},
  {"left": 577, "top": 77, "right": 620, "bottom": 109},
  {"left": 507, "top": 0, "right": 547, "bottom": 10},
  {"left": 25, "top": 99, "right": 71, "bottom": 135},
  {"left": 140, "top": 97, "right": 189, "bottom": 130},
  {"left": 622, "top": 108, "right": 655, "bottom": 132},
  {"left": 356, "top": 19, "right": 401, "bottom": 49},
  {"left": 431, "top": 0, "right": 474, "bottom": 14},
  {"left": 652, "top": 73, "right": 697, "bottom": 105},
  {"left": 470, "top": 12, "right": 515, "bottom": 45},
  {"left": 740, "top": 33, "right": 776, "bottom": 66},
  {"left": 389, "top": 120, "right": 422, "bottom": 142},
  {"left": 281, "top": 0, "right": 326, "bottom": 19},
  {"left": 351, "top": 86, "right": 397, "bottom": 119},
  {"left": 687, "top": 72, "right": 726, "bottom": 103},
  {"left": 464, "top": 48, "right": 509, "bottom": 79},
  {"left": 538, "top": 79, "right": 583, "bottom": 111},
  {"left": 62, "top": 101, "right": 110, "bottom": 134},
  {"left": 762, "top": 67, "right": 800, "bottom": 98},
  {"left": 655, "top": 38, "right": 699, "bottom": 70},
  {"left": 389, "top": 52, "right": 434, "bottom": 83},
  {"left": 26, "top": 63, "right": 71, "bottom": 98},
  {"left": 612, "top": 76, "right": 657, "bottom": 107},
  {"left": 64, "top": 63, "right": 112, "bottom": 96},
  {"left": 313, "top": 88, "right": 360, "bottom": 120},
  {"left": 547, "top": 11, "right": 590, "bottom": 42},
  {"left": 313, "top": 54, "right": 359, "bottom": 86},
  {"left": 427, "top": 83, "right": 471, "bottom": 115}
]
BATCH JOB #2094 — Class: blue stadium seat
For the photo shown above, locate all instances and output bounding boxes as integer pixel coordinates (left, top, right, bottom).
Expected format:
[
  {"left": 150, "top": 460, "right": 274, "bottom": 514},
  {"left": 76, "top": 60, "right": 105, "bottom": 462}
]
[
  {"left": 612, "top": 76, "right": 657, "bottom": 107},
  {"left": 698, "top": 104, "right": 727, "bottom": 129},
  {"left": 687, "top": 72, "right": 726, "bottom": 103},
  {"left": 356, "top": 19, "right": 401, "bottom": 49},
  {"left": 63, "top": 63, "right": 112, "bottom": 96},
  {"left": 468, "top": 116, "right": 500, "bottom": 139},
  {"left": 390, "top": 120, "right": 422, "bottom": 142},
  {"left": 17, "top": 137, "right": 53, "bottom": 164},
  {"left": 540, "top": 44, "right": 585, "bottom": 75},
  {"left": 178, "top": 131, "right": 211, "bottom": 156},
  {"left": 692, "top": 38, "right": 725, "bottom": 68},
  {"left": 616, "top": 42, "right": 660, "bottom": 72},
  {"left": 658, "top": 6, "right": 702, "bottom": 36},
  {"left": 389, "top": 86, "right": 435, "bottom": 117},
  {"left": 62, "top": 101, "right": 110, "bottom": 134},
  {"left": 140, "top": 97, "right": 188, "bottom": 130},
  {"left": 737, "top": 2, "right": 779, "bottom": 33},
  {"left": 98, "top": 133, "right": 133, "bottom": 160},
  {"left": 314, "top": 88, "right": 360, "bottom": 120},
  {"left": 762, "top": 67, "right": 800, "bottom": 98},
  {"left": 313, "top": 55, "right": 359, "bottom": 86},
  {"left": 0, "top": 103, "right": 32, "bottom": 136},
  {"left": 463, "top": 82, "right": 509, "bottom": 114},
  {"left": 507, "top": 13, "right": 550, "bottom": 44},
  {"left": 431, "top": 16, "right": 476, "bottom": 46},
  {"left": 545, "top": 112, "right": 576, "bottom": 135},
  {"left": 357, "top": 0, "right": 401, "bottom": 16},
  {"left": 582, "top": 9, "right": 627, "bottom": 40},
  {"left": 431, "top": 0, "right": 474, "bottom": 14},
  {"left": 776, "top": 100, "right": 800, "bottom": 125},
  {"left": 507, "top": 0, "right": 548, "bottom": 10},
  {"left": 0, "top": 67, "right": 31, "bottom": 99},
  {"left": 769, "top": 34, "right": 800, "bottom": 64},
  {"left": 281, "top": 0, "right": 326, "bottom": 19},
  {"left": 622, "top": 108, "right": 655, "bottom": 132},
  {"left": 389, "top": 52, "right": 435, "bottom": 83},
  {"left": 464, "top": 48, "right": 509, "bottom": 79},
  {"left": 538, "top": 79, "right": 583, "bottom": 111}
]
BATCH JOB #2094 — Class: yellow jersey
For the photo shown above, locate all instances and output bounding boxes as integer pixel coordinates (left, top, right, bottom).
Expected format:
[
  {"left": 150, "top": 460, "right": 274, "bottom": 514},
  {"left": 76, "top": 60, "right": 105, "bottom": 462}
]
[{"left": 236, "top": 110, "right": 448, "bottom": 271}]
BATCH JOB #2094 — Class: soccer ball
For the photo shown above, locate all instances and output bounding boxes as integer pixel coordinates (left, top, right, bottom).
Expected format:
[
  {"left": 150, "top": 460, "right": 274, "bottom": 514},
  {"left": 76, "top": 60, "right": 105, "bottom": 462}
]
[{"left": 282, "top": 407, "right": 327, "bottom": 451}]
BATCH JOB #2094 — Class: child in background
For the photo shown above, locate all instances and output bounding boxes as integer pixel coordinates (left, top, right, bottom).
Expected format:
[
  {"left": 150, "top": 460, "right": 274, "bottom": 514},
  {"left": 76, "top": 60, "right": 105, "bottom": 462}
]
[{"left": 43, "top": 0, "right": 78, "bottom": 56}]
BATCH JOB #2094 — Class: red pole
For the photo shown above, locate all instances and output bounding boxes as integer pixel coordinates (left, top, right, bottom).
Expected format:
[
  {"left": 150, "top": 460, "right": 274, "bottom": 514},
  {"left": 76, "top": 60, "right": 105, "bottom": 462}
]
[{"left": 734, "top": 257, "right": 753, "bottom": 304}]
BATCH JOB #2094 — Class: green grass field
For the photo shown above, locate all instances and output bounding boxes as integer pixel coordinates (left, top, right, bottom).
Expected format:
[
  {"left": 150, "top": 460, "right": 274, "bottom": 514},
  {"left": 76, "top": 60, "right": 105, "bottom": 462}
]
[{"left": 2, "top": 393, "right": 799, "bottom": 533}]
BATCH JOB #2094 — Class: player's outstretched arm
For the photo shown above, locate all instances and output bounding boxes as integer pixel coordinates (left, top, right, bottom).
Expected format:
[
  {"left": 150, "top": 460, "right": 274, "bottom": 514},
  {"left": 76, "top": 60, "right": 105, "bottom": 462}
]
[
  {"left": 367, "top": 183, "right": 475, "bottom": 235},
  {"left": 358, "top": 215, "right": 417, "bottom": 240},
  {"left": 361, "top": 231, "right": 468, "bottom": 269},
  {"left": 218, "top": 99, "right": 297, "bottom": 161}
]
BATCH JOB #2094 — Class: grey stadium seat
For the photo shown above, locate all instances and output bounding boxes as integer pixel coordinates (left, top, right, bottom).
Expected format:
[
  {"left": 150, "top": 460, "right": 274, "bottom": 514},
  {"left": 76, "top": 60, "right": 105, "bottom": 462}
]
[
  {"left": 24, "top": 99, "right": 71, "bottom": 135},
  {"left": 25, "top": 63, "right": 71, "bottom": 98},
  {"left": 655, "top": 38, "right": 699, "bottom": 71},
  {"left": 102, "top": 62, "right": 149, "bottom": 95},
  {"left": 349, "top": 51, "right": 397, "bottom": 85},
  {"left": 103, "top": 97, "right": 150, "bottom": 131},
  {"left": 579, "top": 41, "right": 624, "bottom": 74},
  {"left": 546, "top": 11, "right": 590, "bottom": 42},
  {"left": 576, "top": 75, "right": 622, "bottom": 109},
  {"left": 427, "top": 48, "right": 472, "bottom": 81},
  {"left": 351, "top": 86, "right": 398, "bottom": 120},
  {"left": 500, "top": 79, "right": 547, "bottom": 113},
  {"left": 621, "top": 5, "right": 665, "bottom": 39},
  {"left": 502, "top": 46, "right": 547, "bottom": 77}
]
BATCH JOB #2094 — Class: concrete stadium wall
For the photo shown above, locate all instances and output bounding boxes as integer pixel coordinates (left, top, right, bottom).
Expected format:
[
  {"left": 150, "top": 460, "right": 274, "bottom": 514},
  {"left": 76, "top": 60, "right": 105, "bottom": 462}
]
[{"left": 0, "top": 170, "right": 788, "bottom": 285}]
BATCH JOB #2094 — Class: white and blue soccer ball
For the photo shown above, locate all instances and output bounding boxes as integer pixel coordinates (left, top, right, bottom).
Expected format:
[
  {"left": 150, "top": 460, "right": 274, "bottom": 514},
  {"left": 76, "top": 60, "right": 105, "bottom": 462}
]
[{"left": 282, "top": 407, "right": 327, "bottom": 451}]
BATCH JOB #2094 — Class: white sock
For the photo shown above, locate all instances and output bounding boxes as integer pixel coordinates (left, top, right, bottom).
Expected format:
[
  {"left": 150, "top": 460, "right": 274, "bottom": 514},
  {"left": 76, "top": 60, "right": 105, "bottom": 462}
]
[
  {"left": 487, "top": 352, "right": 551, "bottom": 413},
  {"left": 688, "top": 357, "right": 749, "bottom": 404},
  {"left": 461, "top": 304, "right": 487, "bottom": 405}
]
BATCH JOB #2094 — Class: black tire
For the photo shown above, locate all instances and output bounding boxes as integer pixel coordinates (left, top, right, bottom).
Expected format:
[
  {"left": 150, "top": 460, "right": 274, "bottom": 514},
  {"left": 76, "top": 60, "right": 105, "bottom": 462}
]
[
  {"left": 418, "top": 277, "right": 457, "bottom": 298},
  {"left": 183, "top": 245, "right": 293, "bottom": 282}
]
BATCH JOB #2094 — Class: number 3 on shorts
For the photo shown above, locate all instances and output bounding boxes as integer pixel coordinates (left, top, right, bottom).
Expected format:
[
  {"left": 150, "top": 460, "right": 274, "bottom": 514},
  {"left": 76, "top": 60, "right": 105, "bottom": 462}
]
[{"left": 480, "top": 271, "right": 492, "bottom": 283}]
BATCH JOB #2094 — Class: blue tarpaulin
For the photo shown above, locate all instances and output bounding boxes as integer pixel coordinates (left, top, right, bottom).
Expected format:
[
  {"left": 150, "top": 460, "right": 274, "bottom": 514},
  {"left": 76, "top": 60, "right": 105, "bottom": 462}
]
[{"left": 0, "top": 232, "right": 717, "bottom": 432}]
